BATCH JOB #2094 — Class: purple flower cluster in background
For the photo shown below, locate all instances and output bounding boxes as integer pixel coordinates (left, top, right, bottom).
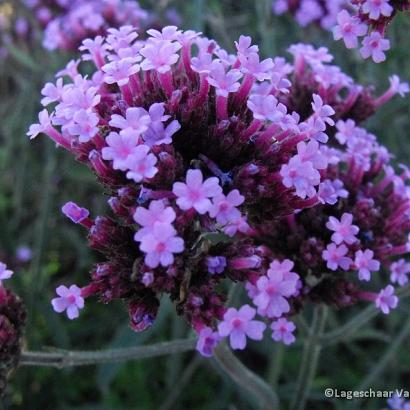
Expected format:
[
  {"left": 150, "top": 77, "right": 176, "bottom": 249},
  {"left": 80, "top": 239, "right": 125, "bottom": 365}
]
[
  {"left": 333, "top": 0, "right": 410, "bottom": 63},
  {"left": 272, "top": 0, "right": 349, "bottom": 30},
  {"left": 24, "top": 0, "right": 148, "bottom": 51},
  {"left": 0, "top": 263, "right": 26, "bottom": 394},
  {"left": 273, "top": 0, "right": 410, "bottom": 63},
  {"left": 29, "top": 24, "right": 408, "bottom": 357}
]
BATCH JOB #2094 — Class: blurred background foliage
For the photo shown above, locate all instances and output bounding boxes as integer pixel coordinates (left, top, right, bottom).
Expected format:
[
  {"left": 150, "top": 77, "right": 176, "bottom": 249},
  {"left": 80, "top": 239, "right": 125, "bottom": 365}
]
[{"left": 0, "top": 0, "right": 409, "bottom": 409}]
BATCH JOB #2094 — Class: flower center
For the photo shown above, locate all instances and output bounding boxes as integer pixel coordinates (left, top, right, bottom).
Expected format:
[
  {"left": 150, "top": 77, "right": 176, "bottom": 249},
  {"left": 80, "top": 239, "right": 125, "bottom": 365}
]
[{"left": 156, "top": 242, "right": 166, "bottom": 253}]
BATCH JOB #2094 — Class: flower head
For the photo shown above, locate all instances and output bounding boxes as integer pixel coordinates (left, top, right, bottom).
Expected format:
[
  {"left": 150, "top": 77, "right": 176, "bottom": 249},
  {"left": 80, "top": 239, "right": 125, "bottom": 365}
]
[
  {"left": 218, "top": 305, "right": 266, "bottom": 350},
  {"left": 375, "top": 285, "right": 398, "bottom": 314},
  {"left": 196, "top": 327, "right": 221, "bottom": 357},
  {"left": 0, "top": 262, "right": 13, "bottom": 286},
  {"left": 51, "top": 285, "right": 84, "bottom": 319},
  {"left": 326, "top": 213, "right": 359, "bottom": 245},
  {"left": 271, "top": 318, "right": 296, "bottom": 345}
]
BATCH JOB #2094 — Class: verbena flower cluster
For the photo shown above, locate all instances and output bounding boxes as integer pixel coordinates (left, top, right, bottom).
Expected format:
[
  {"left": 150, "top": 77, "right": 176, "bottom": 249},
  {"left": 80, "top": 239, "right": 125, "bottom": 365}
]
[
  {"left": 333, "top": 0, "right": 410, "bottom": 63},
  {"left": 29, "top": 25, "right": 408, "bottom": 357},
  {"left": 272, "top": 0, "right": 349, "bottom": 30},
  {"left": 0, "top": 263, "right": 26, "bottom": 394},
  {"left": 24, "top": 0, "right": 148, "bottom": 51}
]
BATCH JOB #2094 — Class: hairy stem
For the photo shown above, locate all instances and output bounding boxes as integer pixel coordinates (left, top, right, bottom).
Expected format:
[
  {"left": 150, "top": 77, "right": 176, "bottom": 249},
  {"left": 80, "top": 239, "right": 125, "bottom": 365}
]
[
  {"left": 213, "top": 343, "right": 280, "bottom": 410},
  {"left": 20, "top": 339, "right": 196, "bottom": 368},
  {"left": 290, "top": 305, "right": 328, "bottom": 410}
]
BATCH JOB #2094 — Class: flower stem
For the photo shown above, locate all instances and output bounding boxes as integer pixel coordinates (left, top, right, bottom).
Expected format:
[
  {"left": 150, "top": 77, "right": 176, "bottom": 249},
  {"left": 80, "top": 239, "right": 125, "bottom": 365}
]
[
  {"left": 290, "top": 305, "right": 328, "bottom": 410},
  {"left": 357, "top": 317, "right": 410, "bottom": 392},
  {"left": 213, "top": 342, "right": 280, "bottom": 410},
  {"left": 320, "top": 285, "right": 410, "bottom": 346},
  {"left": 19, "top": 339, "right": 196, "bottom": 368}
]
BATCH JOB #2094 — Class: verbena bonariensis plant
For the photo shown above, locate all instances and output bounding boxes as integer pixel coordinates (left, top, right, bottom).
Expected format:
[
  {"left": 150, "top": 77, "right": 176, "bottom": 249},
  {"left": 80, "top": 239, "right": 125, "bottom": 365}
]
[
  {"left": 0, "top": 263, "right": 26, "bottom": 395},
  {"left": 333, "top": 0, "right": 410, "bottom": 63},
  {"left": 272, "top": 0, "right": 349, "bottom": 30},
  {"left": 28, "top": 26, "right": 408, "bottom": 357},
  {"left": 24, "top": 0, "right": 148, "bottom": 51}
]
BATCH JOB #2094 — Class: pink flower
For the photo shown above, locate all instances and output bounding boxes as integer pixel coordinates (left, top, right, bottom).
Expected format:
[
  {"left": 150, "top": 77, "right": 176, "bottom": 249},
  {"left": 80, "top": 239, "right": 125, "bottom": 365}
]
[
  {"left": 326, "top": 213, "right": 359, "bottom": 245},
  {"left": 253, "top": 260, "right": 299, "bottom": 318},
  {"left": 390, "top": 259, "right": 410, "bottom": 286},
  {"left": 103, "top": 57, "right": 140, "bottom": 86},
  {"left": 296, "top": 140, "right": 327, "bottom": 170},
  {"left": 318, "top": 179, "right": 348, "bottom": 205},
  {"left": 140, "top": 40, "right": 182, "bottom": 73},
  {"left": 0, "top": 262, "right": 13, "bottom": 286},
  {"left": 27, "top": 109, "right": 52, "bottom": 139},
  {"left": 109, "top": 107, "right": 151, "bottom": 135},
  {"left": 139, "top": 223, "right": 184, "bottom": 268},
  {"left": 196, "top": 326, "right": 221, "bottom": 357},
  {"left": 133, "top": 200, "right": 176, "bottom": 241},
  {"left": 362, "top": 0, "right": 393, "bottom": 20},
  {"left": 375, "top": 285, "right": 398, "bottom": 314},
  {"left": 335, "top": 119, "right": 357, "bottom": 145},
  {"left": 333, "top": 10, "right": 367, "bottom": 49},
  {"left": 280, "top": 155, "right": 320, "bottom": 199},
  {"left": 218, "top": 305, "right": 266, "bottom": 350},
  {"left": 247, "top": 94, "right": 287, "bottom": 122},
  {"left": 51, "top": 285, "right": 84, "bottom": 319},
  {"left": 322, "top": 243, "right": 352, "bottom": 271},
  {"left": 206, "top": 61, "right": 243, "bottom": 97},
  {"left": 354, "top": 249, "right": 380, "bottom": 281},
  {"left": 311, "top": 94, "right": 335, "bottom": 128},
  {"left": 239, "top": 52, "right": 274, "bottom": 81},
  {"left": 271, "top": 318, "right": 296, "bottom": 345},
  {"left": 102, "top": 131, "right": 140, "bottom": 171},
  {"left": 388, "top": 75, "right": 410, "bottom": 98},
  {"left": 172, "top": 169, "right": 222, "bottom": 214},
  {"left": 41, "top": 78, "right": 64, "bottom": 106},
  {"left": 235, "top": 35, "right": 259, "bottom": 58},
  {"left": 125, "top": 145, "right": 158, "bottom": 182},
  {"left": 360, "top": 32, "right": 390, "bottom": 63},
  {"left": 61, "top": 201, "right": 90, "bottom": 224},
  {"left": 209, "top": 190, "right": 244, "bottom": 225},
  {"left": 67, "top": 109, "right": 99, "bottom": 142}
]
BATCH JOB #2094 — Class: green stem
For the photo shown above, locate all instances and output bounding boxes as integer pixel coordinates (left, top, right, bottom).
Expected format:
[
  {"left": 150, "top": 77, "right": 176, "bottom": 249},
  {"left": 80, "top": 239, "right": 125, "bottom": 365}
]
[
  {"left": 290, "top": 306, "right": 328, "bottom": 410},
  {"left": 267, "top": 343, "right": 284, "bottom": 388},
  {"left": 320, "top": 285, "right": 410, "bottom": 346},
  {"left": 19, "top": 339, "right": 196, "bottom": 368},
  {"left": 357, "top": 317, "right": 410, "bottom": 392},
  {"left": 213, "top": 343, "right": 280, "bottom": 410}
]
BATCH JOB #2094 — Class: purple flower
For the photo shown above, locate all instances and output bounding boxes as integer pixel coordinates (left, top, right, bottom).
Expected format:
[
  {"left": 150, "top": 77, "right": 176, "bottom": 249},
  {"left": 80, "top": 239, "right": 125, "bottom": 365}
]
[
  {"left": 0, "top": 262, "right": 13, "bottom": 286},
  {"left": 218, "top": 305, "right": 266, "bottom": 350},
  {"left": 206, "top": 61, "right": 243, "bottom": 97},
  {"left": 333, "top": 10, "right": 367, "bottom": 49},
  {"left": 141, "top": 272, "right": 154, "bottom": 287},
  {"left": 61, "top": 201, "right": 90, "bottom": 224},
  {"left": 125, "top": 145, "right": 158, "bottom": 183},
  {"left": 109, "top": 107, "right": 150, "bottom": 135},
  {"left": 326, "top": 213, "right": 359, "bottom": 245},
  {"left": 101, "top": 131, "right": 140, "bottom": 171},
  {"left": 51, "top": 285, "right": 84, "bottom": 319},
  {"left": 253, "top": 260, "right": 299, "bottom": 318},
  {"left": 360, "top": 32, "right": 390, "bottom": 63},
  {"left": 206, "top": 256, "right": 227, "bottom": 275},
  {"left": 139, "top": 223, "right": 184, "bottom": 268},
  {"left": 280, "top": 156, "right": 320, "bottom": 199},
  {"left": 133, "top": 200, "right": 176, "bottom": 241},
  {"left": 375, "top": 285, "right": 398, "bottom": 314},
  {"left": 196, "top": 327, "right": 221, "bottom": 357},
  {"left": 335, "top": 119, "right": 357, "bottom": 145},
  {"left": 354, "top": 249, "right": 380, "bottom": 281},
  {"left": 390, "top": 259, "right": 410, "bottom": 287},
  {"left": 140, "top": 40, "right": 181, "bottom": 73},
  {"left": 311, "top": 94, "right": 335, "bottom": 128},
  {"left": 173, "top": 169, "right": 222, "bottom": 214},
  {"left": 362, "top": 0, "right": 393, "bottom": 20},
  {"left": 318, "top": 179, "right": 348, "bottom": 205},
  {"left": 103, "top": 58, "right": 140, "bottom": 86},
  {"left": 209, "top": 190, "right": 244, "bottom": 225},
  {"left": 322, "top": 243, "right": 352, "bottom": 271},
  {"left": 271, "top": 318, "right": 296, "bottom": 345}
]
